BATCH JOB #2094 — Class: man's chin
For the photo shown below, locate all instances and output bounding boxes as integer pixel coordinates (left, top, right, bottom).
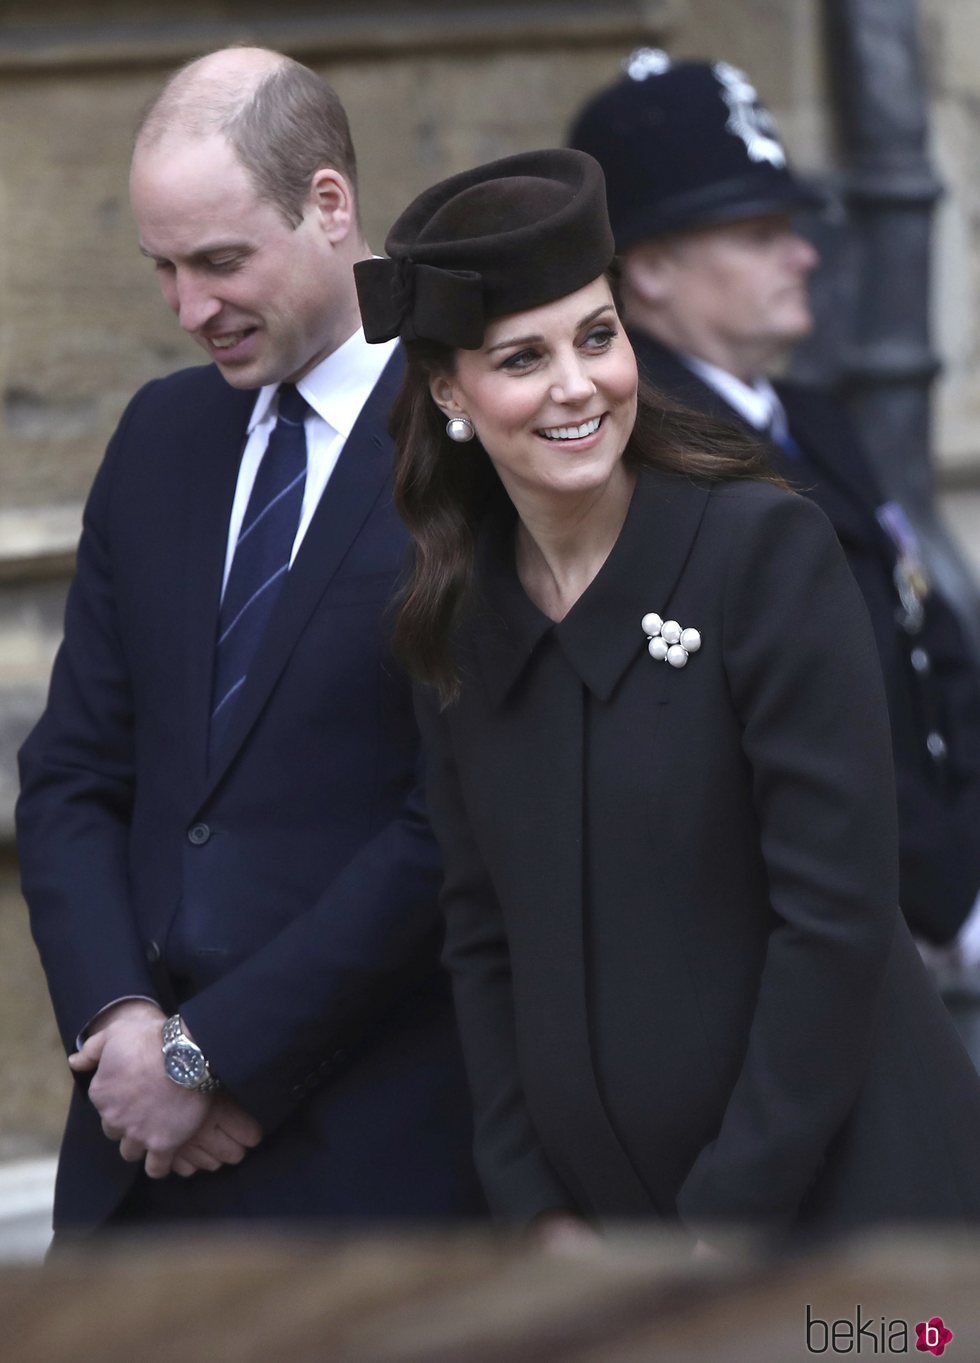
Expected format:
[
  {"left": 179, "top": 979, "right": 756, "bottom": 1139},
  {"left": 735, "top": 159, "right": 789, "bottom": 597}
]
[{"left": 214, "top": 362, "right": 265, "bottom": 390}]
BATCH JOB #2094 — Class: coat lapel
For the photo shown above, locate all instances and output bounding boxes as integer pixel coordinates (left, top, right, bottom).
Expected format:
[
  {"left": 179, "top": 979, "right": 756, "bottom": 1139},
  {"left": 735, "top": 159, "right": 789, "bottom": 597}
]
[
  {"left": 474, "top": 468, "right": 712, "bottom": 709},
  {"left": 200, "top": 349, "right": 405, "bottom": 800},
  {"left": 555, "top": 468, "right": 711, "bottom": 700}
]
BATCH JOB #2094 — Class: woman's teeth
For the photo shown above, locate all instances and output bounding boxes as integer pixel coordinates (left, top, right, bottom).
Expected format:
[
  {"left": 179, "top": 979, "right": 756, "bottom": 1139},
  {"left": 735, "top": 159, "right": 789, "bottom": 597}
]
[{"left": 540, "top": 416, "right": 602, "bottom": 441}]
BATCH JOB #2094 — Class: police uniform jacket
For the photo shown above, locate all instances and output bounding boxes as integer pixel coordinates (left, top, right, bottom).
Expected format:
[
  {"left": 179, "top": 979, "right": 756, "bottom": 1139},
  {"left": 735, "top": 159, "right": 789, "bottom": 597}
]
[
  {"left": 631, "top": 330, "right": 980, "bottom": 944},
  {"left": 417, "top": 466, "right": 980, "bottom": 1235}
]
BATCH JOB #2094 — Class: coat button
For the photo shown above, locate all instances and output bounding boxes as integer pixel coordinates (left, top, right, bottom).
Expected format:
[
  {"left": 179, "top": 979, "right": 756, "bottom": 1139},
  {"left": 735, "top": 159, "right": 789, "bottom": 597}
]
[
  {"left": 926, "top": 731, "right": 948, "bottom": 761},
  {"left": 910, "top": 647, "right": 930, "bottom": 674},
  {"left": 187, "top": 822, "right": 211, "bottom": 846},
  {"left": 145, "top": 940, "right": 161, "bottom": 963}
]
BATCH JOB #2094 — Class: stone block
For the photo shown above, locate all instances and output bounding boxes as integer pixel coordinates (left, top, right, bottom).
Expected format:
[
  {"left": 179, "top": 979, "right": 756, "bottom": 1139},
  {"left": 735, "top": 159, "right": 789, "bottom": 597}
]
[
  {"left": 0, "top": 853, "right": 68, "bottom": 1159},
  {"left": 923, "top": 0, "right": 980, "bottom": 97},
  {"left": 670, "top": 0, "right": 817, "bottom": 110}
]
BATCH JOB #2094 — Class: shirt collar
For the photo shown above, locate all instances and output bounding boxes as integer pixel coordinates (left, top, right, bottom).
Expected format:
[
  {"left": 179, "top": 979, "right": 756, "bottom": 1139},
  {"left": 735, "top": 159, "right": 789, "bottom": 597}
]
[
  {"left": 680, "top": 354, "right": 780, "bottom": 432},
  {"left": 246, "top": 328, "right": 399, "bottom": 436}
]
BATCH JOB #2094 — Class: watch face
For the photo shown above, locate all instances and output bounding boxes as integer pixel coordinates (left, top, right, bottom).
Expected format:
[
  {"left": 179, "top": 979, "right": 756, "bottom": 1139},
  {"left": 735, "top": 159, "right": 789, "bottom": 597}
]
[{"left": 164, "top": 1042, "right": 207, "bottom": 1088}]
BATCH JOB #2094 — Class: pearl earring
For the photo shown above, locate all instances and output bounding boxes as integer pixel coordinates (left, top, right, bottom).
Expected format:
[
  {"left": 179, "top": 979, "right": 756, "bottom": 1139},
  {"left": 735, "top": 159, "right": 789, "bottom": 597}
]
[{"left": 446, "top": 416, "right": 475, "bottom": 443}]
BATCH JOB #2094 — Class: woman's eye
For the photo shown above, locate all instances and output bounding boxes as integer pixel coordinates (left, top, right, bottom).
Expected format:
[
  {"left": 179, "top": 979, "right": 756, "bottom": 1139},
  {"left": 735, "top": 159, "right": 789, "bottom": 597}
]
[
  {"left": 500, "top": 348, "right": 539, "bottom": 372},
  {"left": 584, "top": 326, "right": 617, "bottom": 350}
]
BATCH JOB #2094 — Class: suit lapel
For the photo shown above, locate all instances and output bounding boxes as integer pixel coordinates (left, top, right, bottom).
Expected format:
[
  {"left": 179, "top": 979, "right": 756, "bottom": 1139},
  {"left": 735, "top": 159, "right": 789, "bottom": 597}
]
[
  {"left": 200, "top": 349, "right": 405, "bottom": 800},
  {"left": 182, "top": 379, "right": 256, "bottom": 794}
]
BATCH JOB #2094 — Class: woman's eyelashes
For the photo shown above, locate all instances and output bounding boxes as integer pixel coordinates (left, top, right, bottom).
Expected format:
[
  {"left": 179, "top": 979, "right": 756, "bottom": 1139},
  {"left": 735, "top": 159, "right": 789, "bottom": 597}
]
[
  {"left": 497, "top": 326, "right": 619, "bottom": 374},
  {"left": 499, "top": 347, "right": 541, "bottom": 373},
  {"left": 584, "top": 324, "right": 617, "bottom": 351}
]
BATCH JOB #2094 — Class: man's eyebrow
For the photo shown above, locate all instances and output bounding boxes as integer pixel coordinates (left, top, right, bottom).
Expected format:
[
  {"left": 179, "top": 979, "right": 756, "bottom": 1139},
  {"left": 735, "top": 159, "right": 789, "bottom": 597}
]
[
  {"left": 485, "top": 304, "right": 614, "bottom": 353},
  {"left": 138, "top": 242, "right": 252, "bottom": 261}
]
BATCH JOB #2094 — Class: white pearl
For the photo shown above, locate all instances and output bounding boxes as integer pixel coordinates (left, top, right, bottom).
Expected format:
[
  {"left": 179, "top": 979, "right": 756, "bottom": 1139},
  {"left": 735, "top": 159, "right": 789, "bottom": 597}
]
[
  {"left": 648, "top": 636, "right": 669, "bottom": 662},
  {"left": 661, "top": 620, "right": 682, "bottom": 645},
  {"left": 680, "top": 628, "right": 701, "bottom": 653},
  {"left": 641, "top": 612, "right": 663, "bottom": 637},
  {"left": 667, "top": 644, "right": 689, "bottom": 668}
]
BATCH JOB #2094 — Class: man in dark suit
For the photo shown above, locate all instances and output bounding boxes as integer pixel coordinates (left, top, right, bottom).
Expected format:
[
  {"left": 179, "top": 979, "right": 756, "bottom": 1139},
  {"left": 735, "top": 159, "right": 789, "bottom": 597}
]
[
  {"left": 16, "top": 46, "right": 478, "bottom": 1232},
  {"left": 570, "top": 51, "right": 980, "bottom": 956}
]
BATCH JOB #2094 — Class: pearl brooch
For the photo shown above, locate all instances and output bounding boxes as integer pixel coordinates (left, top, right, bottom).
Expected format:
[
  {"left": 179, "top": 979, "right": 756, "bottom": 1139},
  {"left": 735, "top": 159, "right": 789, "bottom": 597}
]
[{"left": 643, "top": 612, "right": 702, "bottom": 668}]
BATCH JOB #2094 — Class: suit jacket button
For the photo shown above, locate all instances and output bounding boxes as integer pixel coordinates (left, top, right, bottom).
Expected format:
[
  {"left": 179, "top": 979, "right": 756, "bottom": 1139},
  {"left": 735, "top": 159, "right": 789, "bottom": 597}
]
[
  {"left": 290, "top": 1084, "right": 305, "bottom": 1099},
  {"left": 187, "top": 822, "right": 211, "bottom": 846},
  {"left": 145, "top": 940, "right": 161, "bottom": 963}
]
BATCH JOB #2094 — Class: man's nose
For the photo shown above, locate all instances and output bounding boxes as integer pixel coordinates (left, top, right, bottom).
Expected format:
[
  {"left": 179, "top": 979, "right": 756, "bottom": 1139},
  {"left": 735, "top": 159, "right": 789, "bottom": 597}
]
[
  {"left": 789, "top": 231, "right": 820, "bottom": 274},
  {"left": 170, "top": 271, "right": 222, "bottom": 333}
]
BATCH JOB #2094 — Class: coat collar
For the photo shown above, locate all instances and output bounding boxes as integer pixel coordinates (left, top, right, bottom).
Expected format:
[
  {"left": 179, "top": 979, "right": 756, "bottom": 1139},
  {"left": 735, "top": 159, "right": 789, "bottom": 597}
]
[{"left": 473, "top": 466, "right": 711, "bottom": 709}]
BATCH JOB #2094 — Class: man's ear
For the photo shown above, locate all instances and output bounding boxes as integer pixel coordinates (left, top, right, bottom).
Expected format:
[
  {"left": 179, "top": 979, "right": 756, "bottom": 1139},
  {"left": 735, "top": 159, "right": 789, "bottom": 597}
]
[
  {"left": 429, "top": 372, "right": 465, "bottom": 418},
  {"left": 309, "top": 167, "right": 355, "bottom": 243},
  {"left": 622, "top": 241, "right": 676, "bottom": 307}
]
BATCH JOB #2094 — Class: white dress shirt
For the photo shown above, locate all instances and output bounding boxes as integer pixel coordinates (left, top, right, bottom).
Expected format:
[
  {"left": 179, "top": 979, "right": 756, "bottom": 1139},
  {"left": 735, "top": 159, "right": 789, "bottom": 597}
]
[
  {"left": 680, "top": 353, "right": 784, "bottom": 434},
  {"left": 221, "top": 328, "right": 399, "bottom": 593}
]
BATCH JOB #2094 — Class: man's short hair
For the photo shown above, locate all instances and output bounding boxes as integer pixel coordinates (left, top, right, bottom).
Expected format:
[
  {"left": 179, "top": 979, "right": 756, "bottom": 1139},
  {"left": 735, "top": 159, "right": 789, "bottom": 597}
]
[{"left": 138, "top": 54, "right": 359, "bottom": 229}]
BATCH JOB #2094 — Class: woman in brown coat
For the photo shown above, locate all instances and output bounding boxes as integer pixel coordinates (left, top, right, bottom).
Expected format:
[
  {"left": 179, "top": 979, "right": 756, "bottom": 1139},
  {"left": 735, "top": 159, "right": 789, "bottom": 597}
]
[{"left": 355, "top": 149, "right": 980, "bottom": 1243}]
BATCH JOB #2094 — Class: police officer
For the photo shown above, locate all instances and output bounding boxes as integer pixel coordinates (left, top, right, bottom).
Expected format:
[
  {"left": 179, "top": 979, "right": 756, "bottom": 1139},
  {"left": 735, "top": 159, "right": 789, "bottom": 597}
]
[{"left": 570, "top": 50, "right": 980, "bottom": 960}]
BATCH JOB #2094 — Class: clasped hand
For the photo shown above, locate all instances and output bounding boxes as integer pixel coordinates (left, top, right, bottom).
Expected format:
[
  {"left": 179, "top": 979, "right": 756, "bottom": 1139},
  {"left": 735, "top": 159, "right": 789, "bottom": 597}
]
[{"left": 69, "top": 1000, "right": 261, "bottom": 1178}]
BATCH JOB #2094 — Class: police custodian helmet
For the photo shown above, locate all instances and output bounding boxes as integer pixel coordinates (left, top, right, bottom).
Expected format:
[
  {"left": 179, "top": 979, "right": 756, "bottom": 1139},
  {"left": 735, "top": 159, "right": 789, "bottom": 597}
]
[{"left": 569, "top": 48, "right": 823, "bottom": 252}]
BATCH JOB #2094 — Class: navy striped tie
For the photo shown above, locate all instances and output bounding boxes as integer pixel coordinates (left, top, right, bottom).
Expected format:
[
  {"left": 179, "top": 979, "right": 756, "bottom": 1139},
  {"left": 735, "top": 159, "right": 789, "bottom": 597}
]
[{"left": 209, "top": 383, "right": 309, "bottom": 759}]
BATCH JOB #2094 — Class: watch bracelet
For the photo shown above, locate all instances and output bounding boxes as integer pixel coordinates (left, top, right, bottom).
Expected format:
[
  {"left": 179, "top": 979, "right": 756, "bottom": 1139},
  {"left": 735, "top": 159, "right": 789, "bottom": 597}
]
[{"left": 162, "top": 1013, "right": 222, "bottom": 1092}]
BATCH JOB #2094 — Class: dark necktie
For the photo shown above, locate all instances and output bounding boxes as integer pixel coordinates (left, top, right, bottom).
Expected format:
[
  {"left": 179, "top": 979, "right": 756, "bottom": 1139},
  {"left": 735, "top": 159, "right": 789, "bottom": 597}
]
[
  {"left": 209, "top": 383, "right": 309, "bottom": 759},
  {"left": 765, "top": 402, "right": 805, "bottom": 461},
  {"left": 770, "top": 426, "right": 806, "bottom": 461}
]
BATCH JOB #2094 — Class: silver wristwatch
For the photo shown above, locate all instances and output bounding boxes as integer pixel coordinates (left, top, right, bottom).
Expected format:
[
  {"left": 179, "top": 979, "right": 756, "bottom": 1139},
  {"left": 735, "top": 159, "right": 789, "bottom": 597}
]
[{"left": 162, "top": 1014, "right": 221, "bottom": 1093}]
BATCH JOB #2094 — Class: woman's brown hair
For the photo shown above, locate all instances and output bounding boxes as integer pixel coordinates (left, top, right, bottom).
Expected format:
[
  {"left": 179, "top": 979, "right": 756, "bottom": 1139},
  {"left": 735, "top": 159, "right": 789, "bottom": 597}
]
[{"left": 391, "top": 330, "right": 779, "bottom": 707}]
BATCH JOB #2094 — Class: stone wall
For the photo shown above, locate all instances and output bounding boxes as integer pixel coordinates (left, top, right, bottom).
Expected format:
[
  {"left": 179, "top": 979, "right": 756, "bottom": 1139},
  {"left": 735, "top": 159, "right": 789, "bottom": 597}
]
[
  {"left": 920, "top": 0, "right": 980, "bottom": 564},
  {"left": 3, "top": 0, "right": 980, "bottom": 1156}
]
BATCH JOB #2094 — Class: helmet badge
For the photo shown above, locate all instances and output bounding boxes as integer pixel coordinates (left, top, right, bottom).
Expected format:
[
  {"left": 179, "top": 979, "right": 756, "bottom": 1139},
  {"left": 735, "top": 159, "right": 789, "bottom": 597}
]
[{"left": 713, "top": 62, "right": 787, "bottom": 169}]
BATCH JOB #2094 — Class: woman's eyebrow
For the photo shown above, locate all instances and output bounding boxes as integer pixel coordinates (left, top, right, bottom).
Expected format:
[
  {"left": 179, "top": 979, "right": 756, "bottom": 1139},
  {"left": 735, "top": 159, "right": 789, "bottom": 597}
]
[{"left": 486, "top": 304, "right": 614, "bottom": 354}]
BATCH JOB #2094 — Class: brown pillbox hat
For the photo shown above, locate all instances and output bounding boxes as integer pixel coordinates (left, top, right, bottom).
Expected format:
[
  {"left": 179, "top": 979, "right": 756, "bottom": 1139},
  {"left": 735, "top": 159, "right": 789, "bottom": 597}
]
[{"left": 354, "top": 148, "right": 615, "bottom": 350}]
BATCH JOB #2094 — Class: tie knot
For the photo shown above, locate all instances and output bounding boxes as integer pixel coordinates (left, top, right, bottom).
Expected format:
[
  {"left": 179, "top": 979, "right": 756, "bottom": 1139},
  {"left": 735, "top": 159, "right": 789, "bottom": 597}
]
[{"left": 276, "top": 383, "right": 309, "bottom": 425}]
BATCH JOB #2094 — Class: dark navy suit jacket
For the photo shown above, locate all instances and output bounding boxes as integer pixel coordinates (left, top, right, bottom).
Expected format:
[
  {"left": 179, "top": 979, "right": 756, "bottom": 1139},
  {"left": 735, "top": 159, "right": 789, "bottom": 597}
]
[
  {"left": 17, "top": 354, "right": 479, "bottom": 1230},
  {"left": 632, "top": 331, "right": 980, "bottom": 944}
]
